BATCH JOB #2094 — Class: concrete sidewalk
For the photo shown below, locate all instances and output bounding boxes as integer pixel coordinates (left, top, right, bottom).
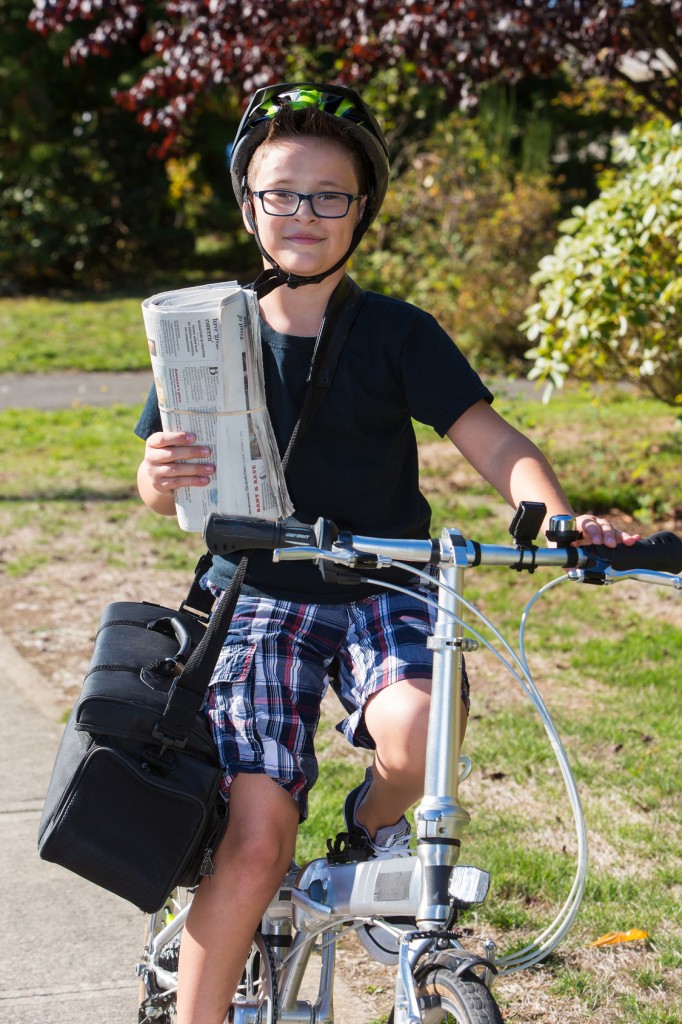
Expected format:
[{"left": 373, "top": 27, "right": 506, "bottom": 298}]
[
  {"left": 0, "top": 368, "right": 158, "bottom": 1022},
  {"left": 0, "top": 369, "right": 542, "bottom": 413},
  {"left": 0, "top": 371, "right": 153, "bottom": 411},
  {"left": 0, "top": 631, "right": 142, "bottom": 1024}
]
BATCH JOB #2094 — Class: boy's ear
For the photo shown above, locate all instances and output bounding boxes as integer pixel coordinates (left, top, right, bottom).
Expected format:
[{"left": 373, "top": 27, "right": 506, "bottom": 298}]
[
  {"left": 242, "top": 200, "right": 256, "bottom": 235},
  {"left": 356, "top": 194, "right": 368, "bottom": 224}
]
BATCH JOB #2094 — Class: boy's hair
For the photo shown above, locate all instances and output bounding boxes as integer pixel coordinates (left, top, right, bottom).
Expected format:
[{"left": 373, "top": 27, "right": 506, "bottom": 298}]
[{"left": 246, "top": 105, "right": 369, "bottom": 193}]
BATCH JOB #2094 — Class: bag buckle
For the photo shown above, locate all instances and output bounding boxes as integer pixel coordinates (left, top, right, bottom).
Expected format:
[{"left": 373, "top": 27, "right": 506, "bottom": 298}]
[{"left": 151, "top": 723, "right": 188, "bottom": 752}]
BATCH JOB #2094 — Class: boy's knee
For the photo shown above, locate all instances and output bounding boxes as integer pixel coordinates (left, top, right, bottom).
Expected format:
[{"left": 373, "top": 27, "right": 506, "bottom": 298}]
[
  {"left": 234, "top": 828, "right": 292, "bottom": 871},
  {"left": 213, "top": 820, "right": 295, "bottom": 896},
  {"left": 366, "top": 680, "right": 431, "bottom": 741},
  {"left": 217, "top": 774, "right": 299, "bottom": 879}
]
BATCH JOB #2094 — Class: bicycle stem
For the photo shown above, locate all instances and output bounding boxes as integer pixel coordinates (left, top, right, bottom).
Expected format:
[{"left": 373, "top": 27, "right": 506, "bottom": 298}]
[{"left": 415, "top": 528, "right": 472, "bottom": 928}]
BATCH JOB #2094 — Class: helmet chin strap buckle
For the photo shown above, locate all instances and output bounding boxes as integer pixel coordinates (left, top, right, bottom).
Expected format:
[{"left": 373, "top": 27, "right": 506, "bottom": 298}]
[
  {"left": 285, "top": 273, "right": 326, "bottom": 288},
  {"left": 252, "top": 261, "right": 342, "bottom": 298}
]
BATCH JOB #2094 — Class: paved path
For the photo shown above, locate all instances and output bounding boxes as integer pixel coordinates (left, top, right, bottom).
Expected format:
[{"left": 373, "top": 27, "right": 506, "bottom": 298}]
[
  {"left": 0, "top": 371, "right": 153, "bottom": 411},
  {"left": 0, "top": 632, "right": 142, "bottom": 1024},
  {"left": 0, "top": 370, "right": 152, "bottom": 1021},
  {"left": 0, "top": 369, "right": 543, "bottom": 413}
]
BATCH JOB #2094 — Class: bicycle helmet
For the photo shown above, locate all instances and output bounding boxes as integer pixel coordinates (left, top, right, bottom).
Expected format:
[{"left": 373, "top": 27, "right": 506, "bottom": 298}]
[{"left": 230, "top": 82, "right": 390, "bottom": 290}]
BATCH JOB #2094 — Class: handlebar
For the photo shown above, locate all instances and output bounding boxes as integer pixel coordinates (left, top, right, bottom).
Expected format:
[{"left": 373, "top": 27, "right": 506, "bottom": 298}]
[{"left": 204, "top": 512, "right": 682, "bottom": 582}]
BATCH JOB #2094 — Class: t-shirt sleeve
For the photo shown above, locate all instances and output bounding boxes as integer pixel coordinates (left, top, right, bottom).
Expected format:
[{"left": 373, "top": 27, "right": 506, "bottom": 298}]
[
  {"left": 400, "top": 311, "right": 493, "bottom": 436},
  {"left": 134, "top": 384, "right": 162, "bottom": 440}
]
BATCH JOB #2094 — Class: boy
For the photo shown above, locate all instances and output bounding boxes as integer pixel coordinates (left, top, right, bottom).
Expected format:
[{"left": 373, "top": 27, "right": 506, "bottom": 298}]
[{"left": 136, "top": 83, "right": 637, "bottom": 1024}]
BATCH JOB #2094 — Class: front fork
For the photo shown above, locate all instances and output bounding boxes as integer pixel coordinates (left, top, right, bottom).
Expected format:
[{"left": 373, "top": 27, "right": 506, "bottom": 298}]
[
  {"left": 415, "top": 529, "right": 472, "bottom": 927},
  {"left": 394, "top": 531, "right": 482, "bottom": 1024}
]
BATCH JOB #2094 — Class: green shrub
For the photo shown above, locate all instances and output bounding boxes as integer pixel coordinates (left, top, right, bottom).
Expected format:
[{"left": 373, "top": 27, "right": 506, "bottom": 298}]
[{"left": 523, "top": 118, "right": 682, "bottom": 407}]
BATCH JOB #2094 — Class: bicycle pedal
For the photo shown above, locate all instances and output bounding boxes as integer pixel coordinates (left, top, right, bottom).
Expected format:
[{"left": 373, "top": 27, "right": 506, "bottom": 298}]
[{"left": 326, "top": 831, "right": 371, "bottom": 864}]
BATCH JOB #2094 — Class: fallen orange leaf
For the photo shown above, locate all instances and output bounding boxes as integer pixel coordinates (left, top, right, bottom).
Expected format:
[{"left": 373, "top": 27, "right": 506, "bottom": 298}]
[{"left": 590, "top": 928, "right": 649, "bottom": 947}]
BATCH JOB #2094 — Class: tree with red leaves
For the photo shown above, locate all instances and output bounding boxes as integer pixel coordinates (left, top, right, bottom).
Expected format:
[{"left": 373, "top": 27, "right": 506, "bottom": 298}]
[{"left": 29, "top": 1, "right": 682, "bottom": 155}]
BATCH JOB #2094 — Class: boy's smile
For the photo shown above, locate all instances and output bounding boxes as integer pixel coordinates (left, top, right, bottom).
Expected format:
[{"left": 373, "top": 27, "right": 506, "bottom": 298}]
[{"left": 245, "top": 137, "right": 366, "bottom": 279}]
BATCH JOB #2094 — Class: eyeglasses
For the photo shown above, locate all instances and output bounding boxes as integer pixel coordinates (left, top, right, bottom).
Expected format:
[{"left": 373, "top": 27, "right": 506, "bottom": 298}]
[{"left": 250, "top": 189, "right": 365, "bottom": 218}]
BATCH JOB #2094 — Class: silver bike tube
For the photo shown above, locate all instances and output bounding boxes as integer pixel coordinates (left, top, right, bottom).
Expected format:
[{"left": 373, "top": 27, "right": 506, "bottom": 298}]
[{"left": 414, "top": 528, "right": 472, "bottom": 927}]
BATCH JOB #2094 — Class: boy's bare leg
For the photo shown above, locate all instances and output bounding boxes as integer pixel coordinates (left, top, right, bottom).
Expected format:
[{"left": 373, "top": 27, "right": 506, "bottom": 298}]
[
  {"left": 176, "top": 772, "right": 299, "bottom": 1024},
  {"left": 359, "top": 678, "right": 468, "bottom": 838}
]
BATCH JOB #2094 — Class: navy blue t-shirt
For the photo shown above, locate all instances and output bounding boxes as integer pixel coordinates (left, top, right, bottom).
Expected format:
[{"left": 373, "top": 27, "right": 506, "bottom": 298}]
[{"left": 135, "top": 287, "right": 493, "bottom": 601}]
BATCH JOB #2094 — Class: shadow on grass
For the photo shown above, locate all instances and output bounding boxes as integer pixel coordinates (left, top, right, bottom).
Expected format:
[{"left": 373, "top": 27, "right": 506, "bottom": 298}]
[
  {"left": 16, "top": 248, "right": 263, "bottom": 303},
  {"left": 0, "top": 489, "right": 137, "bottom": 502}
]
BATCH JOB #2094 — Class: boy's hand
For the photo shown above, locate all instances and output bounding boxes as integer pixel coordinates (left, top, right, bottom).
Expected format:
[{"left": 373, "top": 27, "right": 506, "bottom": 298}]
[
  {"left": 142, "top": 431, "right": 215, "bottom": 494},
  {"left": 575, "top": 514, "right": 641, "bottom": 548}
]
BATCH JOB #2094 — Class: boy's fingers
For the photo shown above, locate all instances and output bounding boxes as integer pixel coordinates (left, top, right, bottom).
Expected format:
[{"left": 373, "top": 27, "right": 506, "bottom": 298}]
[
  {"left": 160, "top": 473, "right": 212, "bottom": 489},
  {"left": 157, "top": 461, "right": 215, "bottom": 481},
  {"left": 576, "top": 515, "right": 641, "bottom": 547},
  {"left": 147, "top": 430, "right": 198, "bottom": 448},
  {"left": 145, "top": 438, "right": 212, "bottom": 464}
]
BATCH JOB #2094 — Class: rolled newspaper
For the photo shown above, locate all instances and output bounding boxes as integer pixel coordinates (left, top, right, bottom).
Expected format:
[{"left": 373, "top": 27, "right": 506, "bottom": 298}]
[{"left": 141, "top": 281, "right": 293, "bottom": 532}]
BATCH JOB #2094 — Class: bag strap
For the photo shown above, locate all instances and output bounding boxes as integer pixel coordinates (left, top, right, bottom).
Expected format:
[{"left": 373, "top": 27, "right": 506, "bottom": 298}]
[
  {"left": 156, "top": 275, "right": 365, "bottom": 745},
  {"left": 281, "top": 274, "right": 363, "bottom": 468},
  {"left": 179, "top": 275, "right": 362, "bottom": 621}
]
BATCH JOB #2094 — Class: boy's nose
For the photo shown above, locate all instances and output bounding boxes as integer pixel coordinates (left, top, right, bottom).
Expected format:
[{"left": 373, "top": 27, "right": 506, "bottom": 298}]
[{"left": 294, "top": 196, "right": 317, "bottom": 217}]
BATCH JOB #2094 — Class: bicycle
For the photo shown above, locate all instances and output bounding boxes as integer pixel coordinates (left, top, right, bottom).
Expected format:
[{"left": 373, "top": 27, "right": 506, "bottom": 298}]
[{"left": 136, "top": 502, "right": 682, "bottom": 1024}]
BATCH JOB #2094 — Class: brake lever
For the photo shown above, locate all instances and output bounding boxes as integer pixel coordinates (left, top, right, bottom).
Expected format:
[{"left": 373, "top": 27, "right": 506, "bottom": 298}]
[{"left": 273, "top": 541, "right": 361, "bottom": 563}]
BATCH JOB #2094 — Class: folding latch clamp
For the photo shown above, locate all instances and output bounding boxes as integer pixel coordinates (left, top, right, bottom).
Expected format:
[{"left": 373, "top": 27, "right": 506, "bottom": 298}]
[{"left": 427, "top": 635, "right": 479, "bottom": 653}]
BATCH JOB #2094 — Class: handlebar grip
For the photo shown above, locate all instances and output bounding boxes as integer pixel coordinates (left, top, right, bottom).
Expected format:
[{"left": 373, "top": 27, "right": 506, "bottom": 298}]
[
  {"left": 204, "top": 515, "right": 334, "bottom": 556},
  {"left": 586, "top": 531, "right": 682, "bottom": 573}
]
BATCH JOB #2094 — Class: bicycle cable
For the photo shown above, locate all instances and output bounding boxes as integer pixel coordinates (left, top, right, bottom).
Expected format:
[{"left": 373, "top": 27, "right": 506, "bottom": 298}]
[{"left": 358, "top": 563, "right": 588, "bottom": 974}]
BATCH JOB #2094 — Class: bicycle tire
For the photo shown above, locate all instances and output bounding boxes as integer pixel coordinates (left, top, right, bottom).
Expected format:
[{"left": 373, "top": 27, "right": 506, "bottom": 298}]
[
  {"left": 231, "top": 931, "right": 278, "bottom": 1024},
  {"left": 411, "top": 962, "right": 503, "bottom": 1024},
  {"left": 138, "top": 890, "right": 188, "bottom": 1024}
]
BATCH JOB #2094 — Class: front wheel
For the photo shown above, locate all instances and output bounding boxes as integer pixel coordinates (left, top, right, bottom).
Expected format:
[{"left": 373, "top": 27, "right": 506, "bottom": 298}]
[{"left": 414, "top": 961, "right": 503, "bottom": 1024}]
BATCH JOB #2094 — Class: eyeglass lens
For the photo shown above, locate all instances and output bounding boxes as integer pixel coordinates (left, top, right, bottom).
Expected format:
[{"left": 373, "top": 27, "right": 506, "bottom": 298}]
[{"left": 257, "top": 190, "right": 354, "bottom": 217}]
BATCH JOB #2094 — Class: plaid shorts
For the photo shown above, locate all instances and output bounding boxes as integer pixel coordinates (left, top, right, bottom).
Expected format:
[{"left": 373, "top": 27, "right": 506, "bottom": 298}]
[{"left": 206, "top": 584, "right": 470, "bottom": 820}]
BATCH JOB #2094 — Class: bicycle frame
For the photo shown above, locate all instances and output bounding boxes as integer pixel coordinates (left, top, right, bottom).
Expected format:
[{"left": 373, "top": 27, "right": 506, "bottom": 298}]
[
  {"left": 139, "top": 527, "right": 491, "bottom": 1024},
  {"left": 138, "top": 514, "right": 682, "bottom": 1024}
]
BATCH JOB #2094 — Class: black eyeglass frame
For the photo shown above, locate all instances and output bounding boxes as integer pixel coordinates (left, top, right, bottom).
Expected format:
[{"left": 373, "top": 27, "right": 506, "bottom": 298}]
[{"left": 250, "top": 189, "right": 365, "bottom": 218}]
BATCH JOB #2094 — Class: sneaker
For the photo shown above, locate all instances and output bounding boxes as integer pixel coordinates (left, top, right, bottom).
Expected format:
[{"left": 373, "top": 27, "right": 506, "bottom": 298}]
[
  {"left": 343, "top": 766, "right": 414, "bottom": 965},
  {"left": 343, "top": 766, "right": 411, "bottom": 857}
]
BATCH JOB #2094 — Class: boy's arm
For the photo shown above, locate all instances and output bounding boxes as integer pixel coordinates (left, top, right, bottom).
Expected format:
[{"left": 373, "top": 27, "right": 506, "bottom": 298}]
[
  {"left": 137, "top": 431, "right": 215, "bottom": 517},
  {"left": 446, "top": 400, "right": 639, "bottom": 547}
]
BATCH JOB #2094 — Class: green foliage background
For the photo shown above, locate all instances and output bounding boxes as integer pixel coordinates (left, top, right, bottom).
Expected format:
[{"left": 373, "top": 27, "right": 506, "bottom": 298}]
[
  {"left": 1, "top": 4, "right": 680, "bottom": 399},
  {"left": 0, "top": 1, "right": 195, "bottom": 292},
  {"left": 524, "top": 118, "right": 682, "bottom": 406}
]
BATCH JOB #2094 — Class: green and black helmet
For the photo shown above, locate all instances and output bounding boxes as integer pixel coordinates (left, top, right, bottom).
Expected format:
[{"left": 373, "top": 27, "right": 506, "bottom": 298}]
[{"left": 230, "top": 82, "right": 390, "bottom": 290}]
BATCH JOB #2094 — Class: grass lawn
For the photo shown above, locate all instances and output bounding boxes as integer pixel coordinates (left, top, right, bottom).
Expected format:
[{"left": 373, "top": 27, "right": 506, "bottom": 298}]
[
  {"left": 1, "top": 294, "right": 681, "bottom": 1024},
  {"left": 0, "top": 293, "right": 150, "bottom": 373}
]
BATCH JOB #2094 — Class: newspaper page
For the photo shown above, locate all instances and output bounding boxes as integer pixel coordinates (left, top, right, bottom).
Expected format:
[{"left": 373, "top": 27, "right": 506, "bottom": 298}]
[{"left": 141, "top": 280, "right": 293, "bottom": 532}]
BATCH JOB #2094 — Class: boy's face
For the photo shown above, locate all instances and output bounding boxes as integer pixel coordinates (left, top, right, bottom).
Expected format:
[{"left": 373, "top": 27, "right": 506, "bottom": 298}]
[{"left": 244, "top": 137, "right": 366, "bottom": 280}]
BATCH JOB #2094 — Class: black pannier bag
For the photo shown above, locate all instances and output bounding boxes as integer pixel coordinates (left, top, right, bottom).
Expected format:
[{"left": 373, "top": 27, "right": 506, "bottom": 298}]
[{"left": 37, "top": 601, "right": 228, "bottom": 914}]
